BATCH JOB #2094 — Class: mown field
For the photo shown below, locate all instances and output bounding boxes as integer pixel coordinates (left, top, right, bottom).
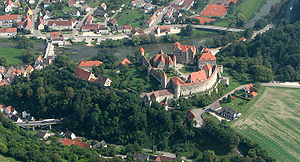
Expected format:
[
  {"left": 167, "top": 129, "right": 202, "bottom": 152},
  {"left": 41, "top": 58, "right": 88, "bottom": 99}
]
[
  {"left": 232, "top": 87, "right": 300, "bottom": 162},
  {"left": 117, "top": 9, "right": 150, "bottom": 28},
  {"left": 0, "top": 47, "right": 22, "bottom": 65}
]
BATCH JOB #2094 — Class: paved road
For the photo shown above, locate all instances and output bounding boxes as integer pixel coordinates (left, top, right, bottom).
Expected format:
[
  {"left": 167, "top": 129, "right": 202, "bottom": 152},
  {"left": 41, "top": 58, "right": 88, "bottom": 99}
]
[
  {"left": 191, "top": 84, "right": 247, "bottom": 127},
  {"left": 15, "top": 120, "right": 61, "bottom": 127},
  {"left": 261, "top": 82, "right": 300, "bottom": 88}
]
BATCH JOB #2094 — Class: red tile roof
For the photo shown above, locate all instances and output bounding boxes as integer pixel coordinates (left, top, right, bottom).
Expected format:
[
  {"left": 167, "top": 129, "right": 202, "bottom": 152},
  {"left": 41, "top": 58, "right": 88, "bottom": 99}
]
[
  {"left": 37, "top": 55, "right": 43, "bottom": 61},
  {"left": 245, "top": 83, "right": 253, "bottom": 93},
  {"left": 50, "top": 32, "right": 63, "bottom": 41},
  {"left": 82, "top": 24, "right": 99, "bottom": 30},
  {"left": 251, "top": 91, "right": 257, "bottom": 97},
  {"left": 194, "top": 16, "right": 215, "bottom": 24},
  {"left": 74, "top": 68, "right": 92, "bottom": 80},
  {"left": 120, "top": 58, "right": 131, "bottom": 65},
  {"left": 0, "top": 79, "right": 9, "bottom": 87},
  {"left": 38, "top": 17, "right": 44, "bottom": 25},
  {"left": 0, "top": 14, "right": 19, "bottom": 21},
  {"left": 61, "top": 138, "right": 91, "bottom": 148},
  {"left": 140, "top": 47, "right": 145, "bottom": 53},
  {"left": 199, "top": 52, "right": 216, "bottom": 61},
  {"left": 123, "top": 25, "right": 132, "bottom": 30},
  {"left": 174, "top": 42, "right": 196, "bottom": 53},
  {"left": 47, "top": 19, "right": 75, "bottom": 27},
  {"left": 0, "top": 27, "right": 17, "bottom": 33},
  {"left": 203, "top": 63, "right": 212, "bottom": 71},
  {"left": 171, "top": 77, "right": 185, "bottom": 85},
  {"left": 189, "top": 70, "right": 207, "bottom": 83},
  {"left": 8, "top": 0, "right": 13, "bottom": 6},
  {"left": 78, "top": 61, "right": 102, "bottom": 67},
  {"left": 155, "top": 155, "right": 175, "bottom": 162},
  {"left": 201, "top": 4, "right": 228, "bottom": 17},
  {"left": 26, "top": 65, "right": 34, "bottom": 72},
  {"left": 145, "top": 89, "right": 174, "bottom": 98}
]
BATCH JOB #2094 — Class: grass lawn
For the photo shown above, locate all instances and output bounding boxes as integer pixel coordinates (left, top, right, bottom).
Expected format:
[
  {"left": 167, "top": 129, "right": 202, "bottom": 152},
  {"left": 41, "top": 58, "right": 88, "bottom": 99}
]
[
  {"left": 0, "top": 47, "right": 22, "bottom": 65},
  {"left": 221, "top": 72, "right": 245, "bottom": 94},
  {"left": 0, "top": 154, "right": 19, "bottom": 162},
  {"left": 117, "top": 9, "right": 150, "bottom": 28},
  {"left": 232, "top": 87, "right": 300, "bottom": 161},
  {"left": 214, "top": 0, "right": 264, "bottom": 27},
  {"left": 179, "top": 65, "right": 195, "bottom": 74},
  {"left": 86, "top": 0, "right": 101, "bottom": 8}
]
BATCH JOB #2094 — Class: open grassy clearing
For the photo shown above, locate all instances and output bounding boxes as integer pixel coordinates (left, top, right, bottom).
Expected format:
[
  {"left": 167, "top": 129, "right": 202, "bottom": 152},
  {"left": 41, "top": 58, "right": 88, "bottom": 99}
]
[
  {"left": 0, "top": 154, "right": 19, "bottom": 162},
  {"left": 0, "top": 47, "right": 22, "bottom": 65},
  {"left": 117, "top": 9, "right": 150, "bottom": 28},
  {"left": 214, "top": 0, "right": 264, "bottom": 27},
  {"left": 232, "top": 87, "right": 300, "bottom": 162},
  {"left": 221, "top": 72, "right": 245, "bottom": 94}
]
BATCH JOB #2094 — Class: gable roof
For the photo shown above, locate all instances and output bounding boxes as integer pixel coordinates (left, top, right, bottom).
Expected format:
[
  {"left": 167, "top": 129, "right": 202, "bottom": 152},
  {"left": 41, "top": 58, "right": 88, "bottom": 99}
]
[
  {"left": 50, "top": 31, "right": 63, "bottom": 41},
  {"left": 47, "top": 19, "right": 76, "bottom": 27},
  {"left": 61, "top": 138, "right": 90, "bottom": 148},
  {"left": 203, "top": 63, "right": 212, "bottom": 71},
  {"left": 0, "top": 27, "right": 17, "bottom": 33},
  {"left": 78, "top": 61, "right": 102, "bottom": 67},
  {"left": 171, "top": 76, "right": 185, "bottom": 85},
  {"left": 120, "top": 58, "right": 131, "bottom": 65},
  {"left": 188, "top": 70, "right": 207, "bottom": 83},
  {"left": 199, "top": 52, "right": 216, "bottom": 61},
  {"left": 139, "top": 47, "right": 145, "bottom": 53},
  {"left": 174, "top": 42, "right": 196, "bottom": 53},
  {"left": 155, "top": 155, "right": 175, "bottom": 162},
  {"left": 0, "top": 14, "right": 20, "bottom": 21},
  {"left": 74, "top": 68, "right": 92, "bottom": 80}
]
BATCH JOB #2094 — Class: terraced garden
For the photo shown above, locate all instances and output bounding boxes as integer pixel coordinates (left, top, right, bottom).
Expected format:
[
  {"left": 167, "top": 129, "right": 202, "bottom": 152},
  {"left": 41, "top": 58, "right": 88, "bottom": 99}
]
[{"left": 232, "top": 87, "right": 300, "bottom": 162}]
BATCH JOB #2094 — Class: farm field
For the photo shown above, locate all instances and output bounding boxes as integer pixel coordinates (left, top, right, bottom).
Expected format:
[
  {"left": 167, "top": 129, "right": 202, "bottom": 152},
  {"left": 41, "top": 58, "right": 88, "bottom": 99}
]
[
  {"left": 232, "top": 87, "right": 300, "bottom": 162},
  {"left": 0, "top": 47, "right": 22, "bottom": 65}
]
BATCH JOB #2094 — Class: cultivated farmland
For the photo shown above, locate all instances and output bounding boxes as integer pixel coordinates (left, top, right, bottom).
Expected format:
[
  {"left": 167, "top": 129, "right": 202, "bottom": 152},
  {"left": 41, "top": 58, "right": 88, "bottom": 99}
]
[{"left": 233, "top": 87, "right": 300, "bottom": 162}]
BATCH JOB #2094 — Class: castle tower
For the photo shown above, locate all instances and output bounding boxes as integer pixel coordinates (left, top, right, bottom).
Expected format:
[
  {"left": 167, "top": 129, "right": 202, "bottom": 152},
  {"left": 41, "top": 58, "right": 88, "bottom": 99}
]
[
  {"left": 161, "top": 72, "right": 168, "bottom": 89},
  {"left": 139, "top": 47, "right": 145, "bottom": 56},
  {"left": 174, "top": 83, "right": 180, "bottom": 99}
]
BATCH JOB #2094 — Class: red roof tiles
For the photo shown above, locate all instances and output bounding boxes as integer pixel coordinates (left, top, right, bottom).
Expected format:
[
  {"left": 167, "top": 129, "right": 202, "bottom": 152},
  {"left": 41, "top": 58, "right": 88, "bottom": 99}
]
[
  {"left": 0, "top": 14, "right": 19, "bottom": 21},
  {"left": 0, "top": 27, "right": 17, "bottom": 33},
  {"left": 78, "top": 61, "right": 102, "bottom": 67},
  {"left": 188, "top": 70, "right": 207, "bottom": 83},
  {"left": 61, "top": 138, "right": 91, "bottom": 148},
  {"left": 120, "top": 58, "right": 131, "bottom": 65},
  {"left": 203, "top": 63, "right": 212, "bottom": 71},
  {"left": 199, "top": 52, "right": 216, "bottom": 61},
  {"left": 140, "top": 47, "right": 145, "bottom": 53},
  {"left": 194, "top": 16, "right": 215, "bottom": 24},
  {"left": 174, "top": 42, "right": 196, "bottom": 53},
  {"left": 50, "top": 32, "right": 63, "bottom": 41},
  {"left": 74, "top": 68, "right": 92, "bottom": 80}
]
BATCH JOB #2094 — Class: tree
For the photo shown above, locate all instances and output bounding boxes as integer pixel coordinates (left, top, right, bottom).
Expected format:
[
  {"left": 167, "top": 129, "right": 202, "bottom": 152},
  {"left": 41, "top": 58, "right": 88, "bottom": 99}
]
[
  {"left": 251, "top": 65, "right": 274, "bottom": 82},
  {"left": 0, "top": 56, "right": 8, "bottom": 66},
  {"left": 21, "top": 49, "right": 35, "bottom": 64},
  {"left": 0, "top": 142, "right": 8, "bottom": 154},
  {"left": 202, "top": 150, "right": 217, "bottom": 162}
]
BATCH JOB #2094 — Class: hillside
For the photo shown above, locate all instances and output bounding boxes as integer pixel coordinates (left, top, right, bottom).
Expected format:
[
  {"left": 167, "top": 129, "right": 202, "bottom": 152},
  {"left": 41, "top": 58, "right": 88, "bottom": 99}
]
[{"left": 219, "top": 21, "right": 300, "bottom": 82}]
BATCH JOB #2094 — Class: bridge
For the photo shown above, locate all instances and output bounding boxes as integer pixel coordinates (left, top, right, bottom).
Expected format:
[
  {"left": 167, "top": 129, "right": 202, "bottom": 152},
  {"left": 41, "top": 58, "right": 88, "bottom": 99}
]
[{"left": 15, "top": 120, "right": 62, "bottom": 130}]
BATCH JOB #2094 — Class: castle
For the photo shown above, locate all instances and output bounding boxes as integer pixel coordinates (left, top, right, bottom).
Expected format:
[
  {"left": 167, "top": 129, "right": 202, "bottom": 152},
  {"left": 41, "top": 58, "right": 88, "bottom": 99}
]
[{"left": 140, "top": 42, "right": 224, "bottom": 107}]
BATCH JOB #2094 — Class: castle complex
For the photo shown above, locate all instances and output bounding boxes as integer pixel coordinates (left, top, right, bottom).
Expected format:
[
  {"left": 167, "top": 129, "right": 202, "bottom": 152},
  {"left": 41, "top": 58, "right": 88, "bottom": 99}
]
[{"left": 140, "top": 42, "right": 225, "bottom": 107}]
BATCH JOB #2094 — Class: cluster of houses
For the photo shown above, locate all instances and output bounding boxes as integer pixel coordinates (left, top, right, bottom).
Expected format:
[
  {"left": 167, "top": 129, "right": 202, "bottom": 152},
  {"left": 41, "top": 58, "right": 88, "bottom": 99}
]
[
  {"left": 0, "top": 104, "right": 35, "bottom": 123},
  {"left": 0, "top": 11, "right": 33, "bottom": 36},
  {"left": 0, "top": 65, "right": 34, "bottom": 87},
  {"left": 133, "top": 152, "right": 176, "bottom": 162},
  {"left": 139, "top": 42, "right": 227, "bottom": 108},
  {"left": 74, "top": 60, "right": 112, "bottom": 87}
]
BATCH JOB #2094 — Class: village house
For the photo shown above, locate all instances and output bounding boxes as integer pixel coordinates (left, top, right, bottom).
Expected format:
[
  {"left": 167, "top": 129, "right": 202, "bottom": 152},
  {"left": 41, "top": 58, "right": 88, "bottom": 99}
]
[
  {"left": 173, "top": 42, "right": 196, "bottom": 64},
  {"left": 36, "top": 130, "right": 54, "bottom": 140},
  {"left": 96, "top": 75, "right": 112, "bottom": 87},
  {"left": 26, "top": 6, "right": 33, "bottom": 16},
  {"left": 11, "top": 115, "right": 23, "bottom": 123},
  {"left": 49, "top": 31, "right": 64, "bottom": 46},
  {"left": 74, "top": 67, "right": 95, "bottom": 81},
  {"left": 155, "top": 155, "right": 176, "bottom": 162},
  {"left": 117, "top": 25, "right": 132, "bottom": 34},
  {"left": 61, "top": 138, "right": 91, "bottom": 148},
  {"left": 0, "top": 14, "right": 21, "bottom": 27},
  {"left": 108, "top": 18, "right": 118, "bottom": 26},
  {"left": 182, "top": 0, "right": 195, "bottom": 11},
  {"left": 43, "top": 11, "right": 52, "bottom": 20},
  {"left": 93, "top": 140, "right": 107, "bottom": 149},
  {"left": 78, "top": 60, "right": 102, "bottom": 71},
  {"left": 101, "top": 2, "right": 107, "bottom": 10},
  {"left": 144, "top": 14, "right": 157, "bottom": 27},
  {"left": 152, "top": 26, "right": 171, "bottom": 37},
  {"left": 70, "top": 10, "right": 81, "bottom": 17},
  {"left": 4, "top": 0, "right": 14, "bottom": 13},
  {"left": 19, "top": 14, "right": 33, "bottom": 33},
  {"left": 119, "top": 58, "right": 131, "bottom": 66},
  {"left": 144, "top": 3, "right": 153, "bottom": 11},
  {"left": 64, "top": 131, "right": 76, "bottom": 140},
  {"left": 47, "top": 18, "right": 77, "bottom": 30},
  {"left": 93, "top": 8, "right": 107, "bottom": 18},
  {"left": 132, "top": 28, "right": 145, "bottom": 36},
  {"left": 37, "top": 17, "right": 44, "bottom": 30},
  {"left": 133, "top": 153, "right": 150, "bottom": 161},
  {"left": 131, "top": 0, "right": 146, "bottom": 8},
  {"left": 97, "top": 25, "right": 109, "bottom": 34},
  {"left": 44, "top": 0, "right": 50, "bottom": 8},
  {"left": 0, "top": 27, "right": 17, "bottom": 37},
  {"left": 216, "top": 107, "right": 241, "bottom": 120}
]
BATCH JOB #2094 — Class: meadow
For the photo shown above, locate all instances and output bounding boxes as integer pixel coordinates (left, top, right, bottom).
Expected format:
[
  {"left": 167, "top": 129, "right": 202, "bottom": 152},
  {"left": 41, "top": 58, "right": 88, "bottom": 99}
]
[
  {"left": 232, "top": 87, "right": 300, "bottom": 161},
  {"left": 0, "top": 154, "right": 19, "bottom": 162},
  {"left": 117, "top": 9, "right": 150, "bottom": 28},
  {"left": 0, "top": 47, "right": 22, "bottom": 65}
]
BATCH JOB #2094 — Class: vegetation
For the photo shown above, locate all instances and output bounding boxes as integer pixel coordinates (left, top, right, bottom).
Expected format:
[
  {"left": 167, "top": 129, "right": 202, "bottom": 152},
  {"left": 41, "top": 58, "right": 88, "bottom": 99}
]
[
  {"left": 0, "top": 48, "right": 22, "bottom": 65},
  {"left": 219, "top": 22, "right": 300, "bottom": 82},
  {"left": 232, "top": 87, "right": 300, "bottom": 161},
  {"left": 117, "top": 9, "right": 150, "bottom": 28}
]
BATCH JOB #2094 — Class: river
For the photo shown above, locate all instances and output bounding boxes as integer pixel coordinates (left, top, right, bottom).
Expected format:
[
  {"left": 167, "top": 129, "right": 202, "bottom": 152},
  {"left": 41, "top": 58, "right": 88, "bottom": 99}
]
[
  {"left": 246, "top": 0, "right": 282, "bottom": 28},
  {"left": 68, "top": 38, "right": 205, "bottom": 61}
]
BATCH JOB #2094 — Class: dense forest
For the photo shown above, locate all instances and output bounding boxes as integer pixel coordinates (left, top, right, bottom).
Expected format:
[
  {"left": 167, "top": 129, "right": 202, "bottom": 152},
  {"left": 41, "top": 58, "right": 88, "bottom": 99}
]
[{"left": 219, "top": 21, "right": 300, "bottom": 82}]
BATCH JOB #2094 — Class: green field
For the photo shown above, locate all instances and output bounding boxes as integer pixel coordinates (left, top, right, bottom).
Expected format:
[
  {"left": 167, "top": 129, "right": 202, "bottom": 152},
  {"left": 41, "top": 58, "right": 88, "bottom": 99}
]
[
  {"left": 232, "top": 87, "right": 300, "bottom": 161},
  {"left": 214, "top": 0, "right": 264, "bottom": 27},
  {"left": 221, "top": 72, "right": 245, "bottom": 94},
  {"left": 0, "top": 154, "right": 19, "bottom": 162},
  {"left": 117, "top": 9, "right": 150, "bottom": 28},
  {"left": 0, "top": 47, "right": 22, "bottom": 65}
]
